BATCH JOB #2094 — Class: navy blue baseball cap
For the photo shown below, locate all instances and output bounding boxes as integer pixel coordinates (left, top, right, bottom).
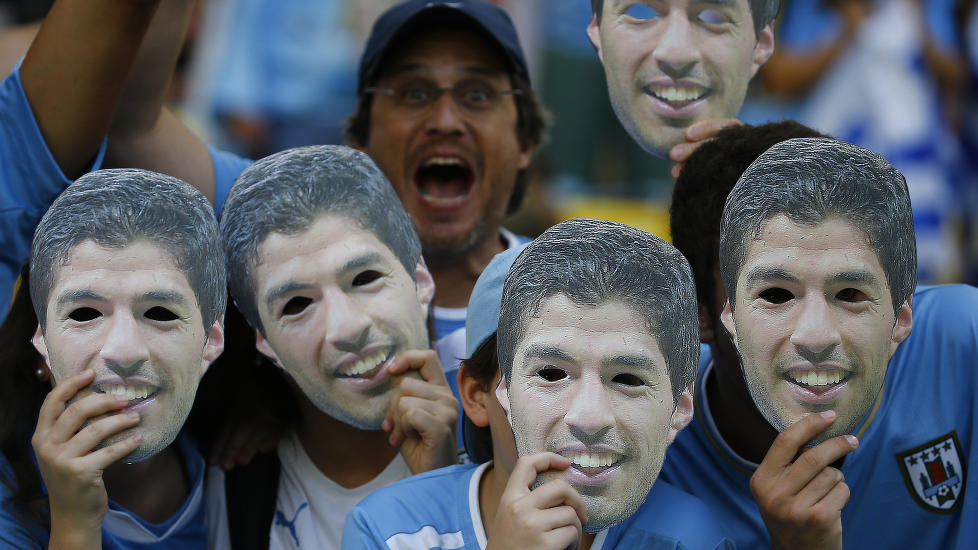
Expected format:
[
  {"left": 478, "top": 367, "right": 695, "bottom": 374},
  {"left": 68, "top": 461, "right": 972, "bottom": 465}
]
[{"left": 357, "top": 0, "right": 531, "bottom": 92}]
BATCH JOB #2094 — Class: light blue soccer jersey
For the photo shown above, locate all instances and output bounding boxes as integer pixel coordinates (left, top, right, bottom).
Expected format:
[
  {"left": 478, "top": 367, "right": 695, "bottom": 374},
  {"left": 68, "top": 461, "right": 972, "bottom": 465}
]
[
  {"left": 343, "top": 462, "right": 734, "bottom": 549},
  {"left": 662, "top": 284, "right": 978, "bottom": 549}
]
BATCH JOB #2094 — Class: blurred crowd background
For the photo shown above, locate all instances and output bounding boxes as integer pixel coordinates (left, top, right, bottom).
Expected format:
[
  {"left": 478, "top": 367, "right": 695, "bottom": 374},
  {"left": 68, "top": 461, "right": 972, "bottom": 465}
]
[{"left": 2, "top": 0, "right": 976, "bottom": 286}]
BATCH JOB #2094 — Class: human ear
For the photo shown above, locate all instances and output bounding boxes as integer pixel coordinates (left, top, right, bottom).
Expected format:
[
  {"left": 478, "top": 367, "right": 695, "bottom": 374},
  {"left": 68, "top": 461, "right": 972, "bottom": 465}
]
[
  {"left": 586, "top": 15, "right": 604, "bottom": 61},
  {"left": 458, "top": 365, "right": 490, "bottom": 428},
  {"left": 667, "top": 384, "right": 695, "bottom": 445},
  {"left": 201, "top": 315, "right": 226, "bottom": 374},
  {"left": 414, "top": 258, "right": 435, "bottom": 318},
  {"left": 494, "top": 375, "right": 512, "bottom": 424},
  {"left": 31, "top": 324, "right": 53, "bottom": 369},
  {"left": 720, "top": 300, "right": 738, "bottom": 346},
  {"left": 889, "top": 298, "right": 913, "bottom": 357},
  {"left": 749, "top": 22, "right": 776, "bottom": 78}
]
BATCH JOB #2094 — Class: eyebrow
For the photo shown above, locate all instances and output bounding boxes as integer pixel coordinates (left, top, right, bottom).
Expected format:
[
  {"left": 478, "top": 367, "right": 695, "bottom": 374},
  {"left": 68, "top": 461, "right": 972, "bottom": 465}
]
[
  {"left": 829, "top": 270, "right": 880, "bottom": 287},
  {"left": 140, "top": 290, "right": 189, "bottom": 306},
  {"left": 55, "top": 289, "right": 105, "bottom": 310},
  {"left": 264, "top": 281, "right": 314, "bottom": 309},
  {"left": 522, "top": 346, "right": 656, "bottom": 371},
  {"left": 744, "top": 266, "right": 798, "bottom": 286},
  {"left": 522, "top": 345, "right": 575, "bottom": 364},
  {"left": 341, "top": 252, "right": 384, "bottom": 275},
  {"left": 604, "top": 354, "right": 656, "bottom": 371}
]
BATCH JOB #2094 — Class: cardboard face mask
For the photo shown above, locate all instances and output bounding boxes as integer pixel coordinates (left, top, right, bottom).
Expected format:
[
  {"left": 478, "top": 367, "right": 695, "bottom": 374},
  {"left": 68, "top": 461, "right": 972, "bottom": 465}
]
[
  {"left": 252, "top": 213, "right": 433, "bottom": 429},
  {"left": 34, "top": 241, "right": 221, "bottom": 462},
  {"left": 494, "top": 219, "right": 697, "bottom": 532},
  {"left": 721, "top": 215, "right": 912, "bottom": 444},
  {"left": 221, "top": 145, "right": 434, "bottom": 430},
  {"left": 29, "top": 169, "right": 227, "bottom": 463},
  {"left": 586, "top": 0, "right": 775, "bottom": 157},
  {"left": 717, "top": 138, "right": 915, "bottom": 444}
]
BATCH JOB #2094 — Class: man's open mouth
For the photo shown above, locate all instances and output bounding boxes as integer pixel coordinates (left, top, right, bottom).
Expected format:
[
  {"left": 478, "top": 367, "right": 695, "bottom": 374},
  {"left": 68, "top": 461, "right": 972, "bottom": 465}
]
[
  {"left": 784, "top": 369, "right": 851, "bottom": 395},
  {"left": 413, "top": 156, "right": 474, "bottom": 207},
  {"left": 646, "top": 85, "right": 710, "bottom": 108},
  {"left": 335, "top": 348, "right": 393, "bottom": 379}
]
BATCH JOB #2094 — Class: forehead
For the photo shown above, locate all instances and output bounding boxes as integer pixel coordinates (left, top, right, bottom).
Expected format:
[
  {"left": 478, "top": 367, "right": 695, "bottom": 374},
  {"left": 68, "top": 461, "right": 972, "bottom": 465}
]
[
  {"left": 377, "top": 27, "right": 511, "bottom": 79},
  {"left": 738, "top": 215, "right": 887, "bottom": 287},
  {"left": 49, "top": 240, "right": 194, "bottom": 304},
  {"left": 515, "top": 294, "right": 664, "bottom": 369},
  {"left": 604, "top": 0, "right": 752, "bottom": 12}
]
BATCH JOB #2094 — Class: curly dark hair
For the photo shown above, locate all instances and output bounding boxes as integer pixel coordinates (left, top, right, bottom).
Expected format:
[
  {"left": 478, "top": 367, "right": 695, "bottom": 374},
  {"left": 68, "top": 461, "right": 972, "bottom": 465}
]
[{"left": 669, "top": 121, "right": 829, "bottom": 319}]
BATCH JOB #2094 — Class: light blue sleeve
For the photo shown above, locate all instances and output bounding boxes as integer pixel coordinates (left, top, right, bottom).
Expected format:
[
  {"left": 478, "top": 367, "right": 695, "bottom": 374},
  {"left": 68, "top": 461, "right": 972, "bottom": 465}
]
[
  {"left": 0, "top": 65, "right": 106, "bottom": 320},
  {"left": 340, "top": 506, "right": 388, "bottom": 550},
  {"left": 207, "top": 143, "right": 252, "bottom": 217}
]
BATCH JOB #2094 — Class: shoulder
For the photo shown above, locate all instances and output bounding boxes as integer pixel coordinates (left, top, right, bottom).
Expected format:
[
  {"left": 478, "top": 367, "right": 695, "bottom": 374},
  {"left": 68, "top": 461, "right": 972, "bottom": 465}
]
[
  {"left": 354, "top": 463, "right": 477, "bottom": 513},
  {"left": 911, "top": 285, "right": 978, "bottom": 322},
  {"left": 900, "top": 285, "right": 978, "bottom": 353},
  {"left": 611, "top": 479, "right": 733, "bottom": 550},
  {"left": 344, "top": 464, "right": 480, "bottom": 548}
]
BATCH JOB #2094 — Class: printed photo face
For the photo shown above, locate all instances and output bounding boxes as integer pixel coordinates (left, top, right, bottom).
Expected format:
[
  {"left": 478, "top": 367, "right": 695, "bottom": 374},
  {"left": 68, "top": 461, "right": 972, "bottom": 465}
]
[
  {"left": 34, "top": 240, "right": 221, "bottom": 462},
  {"left": 722, "top": 215, "right": 912, "bottom": 443},
  {"left": 503, "top": 294, "right": 681, "bottom": 532},
  {"left": 587, "top": 0, "right": 774, "bottom": 156},
  {"left": 253, "top": 214, "right": 431, "bottom": 429}
]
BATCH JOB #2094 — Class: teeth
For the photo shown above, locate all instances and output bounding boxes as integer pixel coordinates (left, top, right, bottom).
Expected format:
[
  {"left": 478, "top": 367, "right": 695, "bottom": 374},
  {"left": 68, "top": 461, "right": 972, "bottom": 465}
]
[
  {"left": 569, "top": 452, "right": 622, "bottom": 468},
  {"left": 102, "top": 384, "right": 155, "bottom": 400},
  {"left": 651, "top": 86, "right": 706, "bottom": 103},
  {"left": 340, "top": 350, "right": 389, "bottom": 376},
  {"left": 790, "top": 370, "right": 846, "bottom": 387},
  {"left": 423, "top": 156, "right": 464, "bottom": 167}
]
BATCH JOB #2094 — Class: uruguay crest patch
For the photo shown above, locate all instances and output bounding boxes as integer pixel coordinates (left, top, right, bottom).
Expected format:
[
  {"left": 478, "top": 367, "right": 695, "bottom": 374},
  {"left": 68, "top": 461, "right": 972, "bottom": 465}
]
[{"left": 897, "top": 430, "right": 966, "bottom": 513}]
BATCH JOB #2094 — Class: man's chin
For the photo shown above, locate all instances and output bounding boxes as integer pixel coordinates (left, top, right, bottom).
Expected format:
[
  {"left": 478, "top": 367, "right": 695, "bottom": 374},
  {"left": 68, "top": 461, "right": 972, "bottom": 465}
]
[{"left": 581, "top": 497, "right": 636, "bottom": 534}]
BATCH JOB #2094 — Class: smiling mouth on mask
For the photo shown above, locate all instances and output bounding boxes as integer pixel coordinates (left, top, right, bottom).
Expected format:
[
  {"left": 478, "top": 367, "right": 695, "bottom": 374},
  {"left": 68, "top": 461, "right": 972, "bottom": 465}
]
[
  {"left": 335, "top": 348, "right": 392, "bottom": 379},
  {"left": 563, "top": 451, "right": 625, "bottom": 473},
  {"left": 94, "top": 383, "right": 159, "bottom": 404},
  {"left": 784, "top": 369, "right": 851, "bottom": 393},
  {"left": 646, "top": 85, "right": 709, "bottom": 107},
  {"left": 413, "top": 156, "right": 474, "bottom": 205}
]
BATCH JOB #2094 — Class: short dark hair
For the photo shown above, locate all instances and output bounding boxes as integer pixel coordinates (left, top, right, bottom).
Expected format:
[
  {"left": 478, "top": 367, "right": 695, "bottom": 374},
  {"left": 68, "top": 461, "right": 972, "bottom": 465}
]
[
  {"left": 719, "top": 138, "right": 917, "bottom": 314},
  {"left": 497, "top": 218, "right": 698, "bottom": 403},
  {"left": 670, "top": 121, "right": 828, "bottom": 318},
  {"left": 221, "top": 145, "right": 422, "bottom": 334},
  {"left": 345, "top": 13, "right": 551, "bottom": 216},
  {"left": 30, "top": 169, "right": 226, "bottom": 330},
  {"left": 590, "top": 0, "right": 780, "bottom": 39}
]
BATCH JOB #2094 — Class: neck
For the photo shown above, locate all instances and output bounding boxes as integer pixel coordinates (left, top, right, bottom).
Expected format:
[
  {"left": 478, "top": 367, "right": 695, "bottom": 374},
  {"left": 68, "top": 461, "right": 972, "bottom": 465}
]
[
  {"left": 103, "top": 443, "right": 188, "bottom": 523},
  {"left": 426, "top": 228, "right": 506, "bottom": 308},
  {"left": 479, "top": 459, "right": 597, "bottom": 549},
  {"left": 706, "top": 348, "right": 779, "bottom": 463},
  {"left": 294, "top": 394, "right": 399, "bottom": 489}
]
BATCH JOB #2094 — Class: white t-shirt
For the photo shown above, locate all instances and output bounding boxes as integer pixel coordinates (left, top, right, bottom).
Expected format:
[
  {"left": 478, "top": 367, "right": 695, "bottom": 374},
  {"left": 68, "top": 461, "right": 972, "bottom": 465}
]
[{"left": 206, "top": 430, "right": 412, "bottom": 550}]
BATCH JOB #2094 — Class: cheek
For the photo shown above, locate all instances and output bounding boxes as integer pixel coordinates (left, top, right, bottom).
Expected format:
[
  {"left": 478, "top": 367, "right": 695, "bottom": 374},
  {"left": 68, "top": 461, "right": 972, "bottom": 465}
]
[
  {"left": 511, "top": 386, "right": 563, "bottom": 442},
  {"left": 620, "top": 396, "right": 670, "bottom": 444}
]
